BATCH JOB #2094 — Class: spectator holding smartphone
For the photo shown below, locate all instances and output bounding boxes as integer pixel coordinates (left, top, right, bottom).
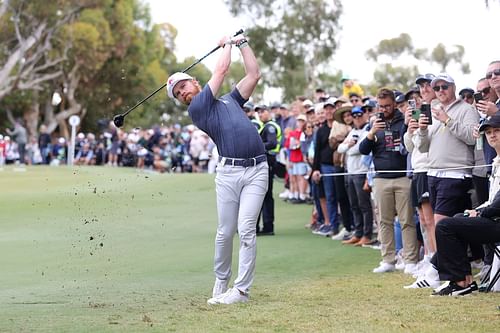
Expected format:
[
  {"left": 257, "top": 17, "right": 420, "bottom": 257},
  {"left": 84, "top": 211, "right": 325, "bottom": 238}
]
[{"left": 359, "top": 88, "right": 418, "bottom": 273}]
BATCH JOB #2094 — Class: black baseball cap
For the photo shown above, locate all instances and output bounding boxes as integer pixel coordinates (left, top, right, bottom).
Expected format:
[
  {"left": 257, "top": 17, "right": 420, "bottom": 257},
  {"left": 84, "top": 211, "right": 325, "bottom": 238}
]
[
  {"left": 254, "top": 104, "right": 268, "bottom": 111},
  {"left": 394, "top": 90, "right": 405, "bottom": 104},
  {"left": 479, "top": 113, "right": 500, "bottom": 132},
  {"left": 405, "top": 86, "right": 420, "bottom": 101},
  {"left": 459, "top": 88, "right": 474, "bottom": 97}
]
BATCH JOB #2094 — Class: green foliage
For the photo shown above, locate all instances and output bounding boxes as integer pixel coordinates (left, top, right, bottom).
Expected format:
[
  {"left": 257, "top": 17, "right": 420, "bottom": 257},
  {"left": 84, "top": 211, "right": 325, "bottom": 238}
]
[
  {"left": 366, "top": 33, "right": 413, "bottom": 61},
  {"left": 366, "top": 64, "right": 419, "bottom": 96},
  {"left": 224, "top": 0, "right": 342, "bottom": 101},
  {"left": 365, "top": 33, "right": 470, "bottom": 92}
]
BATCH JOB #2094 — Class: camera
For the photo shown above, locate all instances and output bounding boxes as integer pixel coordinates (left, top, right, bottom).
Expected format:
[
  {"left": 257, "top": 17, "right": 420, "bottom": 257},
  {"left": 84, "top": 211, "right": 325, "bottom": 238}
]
[
  {"left": 420, "top": 104, "right": 432, "bottom": 125},
  {"left": 408, "top": 99, "right": 417, "bottom": 109},
  {"left": 473, "top": 92, "right": 484, "bottom": 103}
]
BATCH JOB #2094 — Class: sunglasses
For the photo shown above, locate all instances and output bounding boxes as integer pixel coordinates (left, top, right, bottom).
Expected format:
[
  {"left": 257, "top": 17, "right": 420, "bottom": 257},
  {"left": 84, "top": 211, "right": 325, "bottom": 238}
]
[
  {"left": 350, "top": 98, "right": 360, "bottom": 103},
  {"left": 486, "top": 69, "right": 500, "bottom": 79},
  {"left": 462, "top": 93, "right": 473, "bottom": 99},
  {"left": 352, "top": 112, "right": 364, "bottom": 118},
  {"left": 479, "top": 87, "right": 491, "bottom": 95},
  {"left": 432, "top": 84, "right": 450, "bottom": 92}
]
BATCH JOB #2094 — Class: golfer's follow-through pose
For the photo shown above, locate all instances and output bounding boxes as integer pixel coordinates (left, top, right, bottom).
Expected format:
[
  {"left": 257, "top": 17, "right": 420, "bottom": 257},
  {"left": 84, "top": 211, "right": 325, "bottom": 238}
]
[{"left": 166, "top": 34, "right": 268, "bottom": 304}]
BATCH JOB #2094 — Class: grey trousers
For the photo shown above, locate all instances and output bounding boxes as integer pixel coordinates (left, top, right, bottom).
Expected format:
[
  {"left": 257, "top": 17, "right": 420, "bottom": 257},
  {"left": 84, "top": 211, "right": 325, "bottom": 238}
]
[{"left": 214, "top": 161, "right": 268, "bottom": 293}]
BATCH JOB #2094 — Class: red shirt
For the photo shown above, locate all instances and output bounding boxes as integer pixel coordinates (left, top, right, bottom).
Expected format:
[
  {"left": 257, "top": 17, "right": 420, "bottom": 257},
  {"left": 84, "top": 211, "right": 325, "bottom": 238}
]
[{"left": 285, "top": 129, "right": 304, "bottom": 163}]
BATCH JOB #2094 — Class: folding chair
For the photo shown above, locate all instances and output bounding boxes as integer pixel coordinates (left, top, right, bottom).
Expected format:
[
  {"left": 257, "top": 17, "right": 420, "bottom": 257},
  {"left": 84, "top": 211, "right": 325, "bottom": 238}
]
[{"left": 483, "top": 245, "right": 500, "bottom": 292}]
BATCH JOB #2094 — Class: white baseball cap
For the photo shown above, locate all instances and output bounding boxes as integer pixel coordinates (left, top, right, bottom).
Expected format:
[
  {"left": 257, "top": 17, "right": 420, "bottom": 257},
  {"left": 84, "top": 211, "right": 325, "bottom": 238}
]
[
  {"left": 166, "top": 72, "right": 193, "bottom": 99},
  {"left": 431, "top": 73, "right": 455, "bottom": 87}
]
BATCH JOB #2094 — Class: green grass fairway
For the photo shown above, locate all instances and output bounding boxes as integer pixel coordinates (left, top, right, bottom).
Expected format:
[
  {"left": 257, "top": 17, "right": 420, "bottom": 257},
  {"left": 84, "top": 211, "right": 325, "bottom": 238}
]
[{"left": 1, "top": 166, "right": 499, "bottom": 332}]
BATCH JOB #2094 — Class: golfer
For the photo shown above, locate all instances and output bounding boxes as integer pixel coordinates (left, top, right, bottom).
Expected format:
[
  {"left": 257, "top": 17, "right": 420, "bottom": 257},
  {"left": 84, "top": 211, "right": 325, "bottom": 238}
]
[{"left": 167, "top": 34, "right": 268, "bottom": 304}]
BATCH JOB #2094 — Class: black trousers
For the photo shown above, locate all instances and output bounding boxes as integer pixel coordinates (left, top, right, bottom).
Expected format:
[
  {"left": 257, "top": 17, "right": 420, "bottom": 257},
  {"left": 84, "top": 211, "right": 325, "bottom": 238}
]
[
  {"left": 346, "top": 174, "right": 373, "bottom": 238},
  {"left": 332, "top": 166, "right": 353, "bottom": 232},
  {"left": 257, "top": 155, "right": 275, "bottom": 233},
  {"left": 435, "top": 216, "right": 500, "bottom": 282}
]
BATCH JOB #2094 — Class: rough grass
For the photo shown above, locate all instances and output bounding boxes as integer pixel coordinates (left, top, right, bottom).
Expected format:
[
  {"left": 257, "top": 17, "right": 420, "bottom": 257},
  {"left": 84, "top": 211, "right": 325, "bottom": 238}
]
[{"left": 0, "top": 166, "right": 499, "bottom": 332}]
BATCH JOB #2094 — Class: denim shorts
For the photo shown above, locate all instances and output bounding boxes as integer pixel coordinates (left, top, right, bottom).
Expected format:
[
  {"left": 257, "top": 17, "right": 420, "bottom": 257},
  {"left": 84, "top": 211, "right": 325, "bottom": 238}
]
[{"left": 290, "top": 162, "right": 308, "bottom": 176}]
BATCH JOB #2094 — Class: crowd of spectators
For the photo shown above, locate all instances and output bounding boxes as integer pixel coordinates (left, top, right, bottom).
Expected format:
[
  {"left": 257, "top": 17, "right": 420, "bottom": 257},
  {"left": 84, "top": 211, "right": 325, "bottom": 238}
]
[
  {"left": 1, "top": 61, "right": 500, "bottom": 297},
  {"left": 245, "top": 63, "right": 500, "bottom": 296},
  {"left": 0, "top": 121, "right": 220, "bottom": 173}
]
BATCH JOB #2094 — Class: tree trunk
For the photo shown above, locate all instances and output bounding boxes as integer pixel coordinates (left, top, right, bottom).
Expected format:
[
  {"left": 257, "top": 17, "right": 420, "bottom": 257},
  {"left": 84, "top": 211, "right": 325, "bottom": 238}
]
[{"left": 24, "top": 97, "right": 40, "bottom": 140}]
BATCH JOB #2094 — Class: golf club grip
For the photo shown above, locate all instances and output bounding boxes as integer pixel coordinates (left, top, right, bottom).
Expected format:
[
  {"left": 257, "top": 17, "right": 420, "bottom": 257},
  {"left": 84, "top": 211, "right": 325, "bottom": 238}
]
[{"left": 182, "top": 29, "right": 244, "bottom": 73}]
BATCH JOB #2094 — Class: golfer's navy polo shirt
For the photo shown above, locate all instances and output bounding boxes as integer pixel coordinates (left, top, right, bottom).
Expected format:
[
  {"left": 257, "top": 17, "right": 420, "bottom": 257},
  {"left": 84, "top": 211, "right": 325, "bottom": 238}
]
[{"left": 188, "top": 85, "right": 265, "bottom": 159}]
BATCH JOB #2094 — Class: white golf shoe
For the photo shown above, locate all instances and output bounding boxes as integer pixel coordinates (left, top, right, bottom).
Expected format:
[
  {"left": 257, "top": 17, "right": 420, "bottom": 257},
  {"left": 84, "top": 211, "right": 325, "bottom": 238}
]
[{"left": 207, "top": 287, "right": 249, "bottom": 305}]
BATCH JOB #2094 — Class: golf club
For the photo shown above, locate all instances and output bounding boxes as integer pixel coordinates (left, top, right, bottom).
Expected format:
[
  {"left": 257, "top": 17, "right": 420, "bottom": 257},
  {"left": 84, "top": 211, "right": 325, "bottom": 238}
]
[{"left": 113, "top": 29, "right": 244, "bottom": 128}]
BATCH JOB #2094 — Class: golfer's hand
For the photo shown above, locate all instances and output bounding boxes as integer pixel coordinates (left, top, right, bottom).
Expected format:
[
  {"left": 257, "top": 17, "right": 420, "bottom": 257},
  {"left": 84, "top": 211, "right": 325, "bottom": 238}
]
[{"left": 220, "top": 36, "right": 234, "bottom": 47}]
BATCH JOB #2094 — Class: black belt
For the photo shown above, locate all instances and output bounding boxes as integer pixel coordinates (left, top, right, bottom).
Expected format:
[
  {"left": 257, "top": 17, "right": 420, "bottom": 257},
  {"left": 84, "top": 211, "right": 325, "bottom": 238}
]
[{"left": 218, "top": 155, "right": 267, "bottom": 167}]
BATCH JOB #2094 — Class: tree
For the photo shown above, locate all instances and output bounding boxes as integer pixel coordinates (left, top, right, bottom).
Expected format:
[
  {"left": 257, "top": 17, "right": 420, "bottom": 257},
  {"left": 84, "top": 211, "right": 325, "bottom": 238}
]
[
  {"left": 365, "top": 33, "right": 470, "bottom": 92},
  {"left": 0, "top": 0, "right": 91, "bottom": 101},
  {"left": 224, "top": 0, "right": 342, "bottom": 101}
]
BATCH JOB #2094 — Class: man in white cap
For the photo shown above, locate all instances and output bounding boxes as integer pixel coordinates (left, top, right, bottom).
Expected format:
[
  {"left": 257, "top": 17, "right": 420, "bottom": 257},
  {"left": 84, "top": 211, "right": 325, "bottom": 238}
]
[
  {"left": 413, "top": 73, "right": 480, "bottom": 289},
  {"left": 167, "top": 34, "right": 268, "bottom": 305}
]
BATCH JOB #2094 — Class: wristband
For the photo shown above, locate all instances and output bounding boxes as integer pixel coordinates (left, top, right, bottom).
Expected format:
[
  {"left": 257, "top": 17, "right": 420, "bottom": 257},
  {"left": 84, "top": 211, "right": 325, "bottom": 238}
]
[
  {"left": 236, "top": 39, "right": 248, "bottom": 48},
  {"left": 444, "top": 118, "right": 451, "bottom": 127}
]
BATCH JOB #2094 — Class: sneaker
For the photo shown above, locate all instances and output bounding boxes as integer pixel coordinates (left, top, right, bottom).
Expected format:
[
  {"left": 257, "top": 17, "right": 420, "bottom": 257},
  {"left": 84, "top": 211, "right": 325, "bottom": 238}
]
[
  {"left": 278, "top": 189, "right": 290, "bottom": 199},
  {"left": 373, "top": 262, "right": 395, "bottom": 273},
  {"left": 404, "top": 263, "right": 417, "bottom": 275},
  {"left": 431, "top": 281, "right": 475, "bottom": 296},
  {"left": 412, "top": 257, "right": 431, "bottom": 278},
  {"left": 212, "top": 278, "right": 228, "bottom": 298},
  {"left": 207, "top": 287, "right": 249, "bottom": 305},
  {"left": 341, "top": 231, "right": 353, "bottom": 241},
  {"left": 404, "top": 266, "right": 440, "bottom": 289},
  {"left": 314, "top": 224, "right": 334, "bottom": 237},
  {"left": 362, "top": 239, "right": 381, "bottom": 250},
  {"left": 469, "top": 281, "right": 479, "bottom": 292},
  {"left": 331, "top": 227, "right": 348, "bottom": 240},
  {"left": 395, "top": 262, "right": 405, "bottom": 271},
  {"left": 403, "top": 277, "right": 441, "bottom": 289}
]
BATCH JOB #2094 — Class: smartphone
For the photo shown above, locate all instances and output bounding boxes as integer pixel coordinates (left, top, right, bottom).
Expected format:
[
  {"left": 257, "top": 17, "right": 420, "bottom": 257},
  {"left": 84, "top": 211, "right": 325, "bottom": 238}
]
[
  {"left": 376, "top": 112, "right": 385, "bottom": 122},
  {"left": 473, "top": 92, "right": 484, "bottom": 103},
  {"left": 420, "top": 104, "right": 432, "bottom": 125},
  {"left": 408, "top": 99, "right": 417, "bottom": 109},
  {"left": 352, "top": 134, "right": 359, "bottom": 143},
  {"left": 411, "top": 109, "right": 421, "bottom": 120}
]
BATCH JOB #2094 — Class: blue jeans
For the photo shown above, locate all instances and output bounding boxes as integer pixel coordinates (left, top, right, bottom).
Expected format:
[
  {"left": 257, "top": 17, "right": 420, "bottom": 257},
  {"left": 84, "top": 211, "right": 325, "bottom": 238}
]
[
  {"left": 311, "top": 180, "right": 324, "bottom": 224},
  {"left": 320, "top": 164, "right": 339, "bottom": 230}
]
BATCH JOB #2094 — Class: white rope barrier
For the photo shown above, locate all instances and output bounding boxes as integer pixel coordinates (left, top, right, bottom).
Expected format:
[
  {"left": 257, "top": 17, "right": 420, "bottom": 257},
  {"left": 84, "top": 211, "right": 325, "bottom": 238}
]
[{"left": 320, "top": 163, "right": 493, "bottom": 177}]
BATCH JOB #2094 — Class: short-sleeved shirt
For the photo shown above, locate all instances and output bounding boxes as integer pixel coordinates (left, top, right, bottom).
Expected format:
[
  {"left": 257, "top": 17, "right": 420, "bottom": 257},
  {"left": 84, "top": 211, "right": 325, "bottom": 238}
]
[{"left": 188, "top": 85, "right": 265, "bottom": 158}]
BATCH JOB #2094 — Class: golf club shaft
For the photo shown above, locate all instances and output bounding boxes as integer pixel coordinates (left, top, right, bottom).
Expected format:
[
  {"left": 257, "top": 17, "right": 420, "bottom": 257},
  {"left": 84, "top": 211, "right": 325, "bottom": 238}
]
[{"left": 121, "top": 29, "right": 244, "bottom": 118}]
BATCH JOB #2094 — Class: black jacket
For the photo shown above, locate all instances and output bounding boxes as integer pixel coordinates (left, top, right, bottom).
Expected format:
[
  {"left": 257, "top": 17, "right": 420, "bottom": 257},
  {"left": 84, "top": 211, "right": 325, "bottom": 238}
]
[
  {"left": 478, "top": 189, "right": 500, "bottom": 220},
  {"left": 359, "top": 109, "right": 407, "bottom": 178},
  {"left": 312, "top": 121, "right": 333, "bottom": 171}
]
